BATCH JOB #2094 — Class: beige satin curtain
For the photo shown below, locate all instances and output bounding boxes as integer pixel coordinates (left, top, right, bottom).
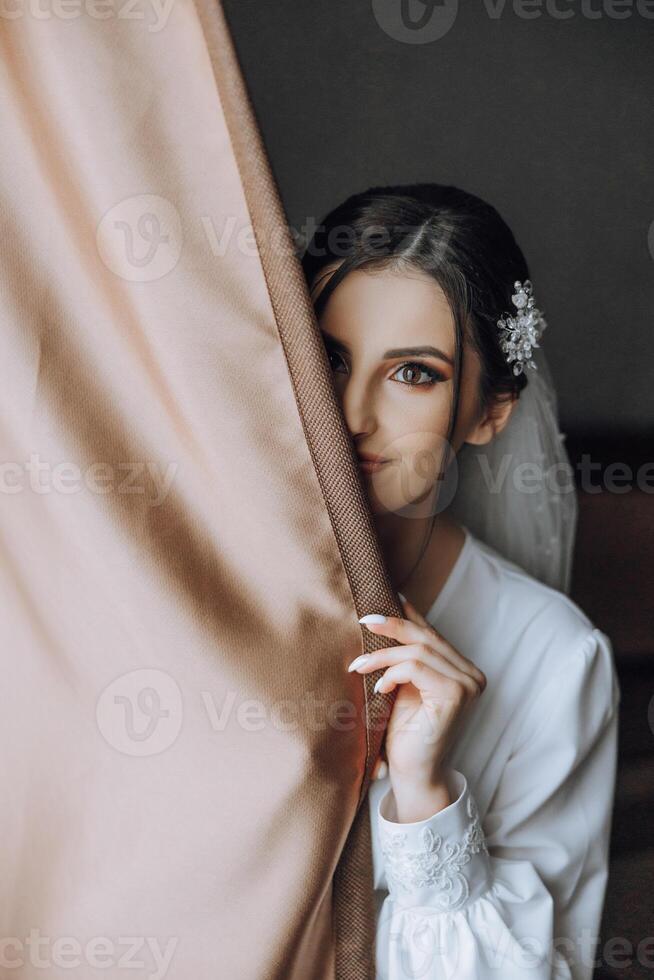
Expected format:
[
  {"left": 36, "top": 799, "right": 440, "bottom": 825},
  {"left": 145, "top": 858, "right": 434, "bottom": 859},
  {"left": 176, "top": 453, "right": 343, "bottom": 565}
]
[{"left": 0, "top": 3, "right": 401, "bottom": 977}]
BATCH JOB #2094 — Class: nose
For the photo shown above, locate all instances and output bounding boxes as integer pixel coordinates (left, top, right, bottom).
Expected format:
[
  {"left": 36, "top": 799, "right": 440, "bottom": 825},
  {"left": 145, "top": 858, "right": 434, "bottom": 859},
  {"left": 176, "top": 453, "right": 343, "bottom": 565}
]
[{"left": 338, "top": 372, "right": 377, "bottom": 440}]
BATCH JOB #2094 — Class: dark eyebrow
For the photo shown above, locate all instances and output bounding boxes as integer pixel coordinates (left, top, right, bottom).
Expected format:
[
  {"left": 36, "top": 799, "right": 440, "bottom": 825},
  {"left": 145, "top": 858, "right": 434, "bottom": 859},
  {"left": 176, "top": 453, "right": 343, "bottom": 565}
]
[
  {"left": 321, "top": 331, "right": 454, "bottom": 368},
  {"left": 383, "top": 346, "right": 454, "bottom": 367}
]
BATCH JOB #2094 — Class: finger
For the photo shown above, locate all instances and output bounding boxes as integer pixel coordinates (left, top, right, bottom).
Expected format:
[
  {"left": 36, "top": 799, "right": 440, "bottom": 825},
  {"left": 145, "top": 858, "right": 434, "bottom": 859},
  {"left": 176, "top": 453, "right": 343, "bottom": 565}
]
[
  {"left": 376, "top": 760, "right": 389, "bottom": 779},
  {"left": 371, "top": 756, "right": 389, "bottom": 780},
  {"left": 359, "top": 613, "right": 486, "bottom": 689},
  {"left": 374, "top": 660, "right": 479, "bottom": 701},
  {"left": 397, "top": 592, "right": 430, "bottom": 628},
  {"left": 352, "top": 644, "right": 483, "bottom": 696},
  {"left": 397, "top": 595, "right": 476, "bottom": 674},
  {"left": 359, "top": 612, "right": 435, "bottom": 649}
]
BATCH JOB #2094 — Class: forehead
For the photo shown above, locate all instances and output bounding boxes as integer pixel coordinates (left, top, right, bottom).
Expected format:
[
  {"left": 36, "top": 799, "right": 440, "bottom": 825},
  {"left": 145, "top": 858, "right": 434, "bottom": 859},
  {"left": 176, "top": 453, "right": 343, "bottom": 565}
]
[{"left": 316, "top": 267, "right": 455, "bottom": 345}]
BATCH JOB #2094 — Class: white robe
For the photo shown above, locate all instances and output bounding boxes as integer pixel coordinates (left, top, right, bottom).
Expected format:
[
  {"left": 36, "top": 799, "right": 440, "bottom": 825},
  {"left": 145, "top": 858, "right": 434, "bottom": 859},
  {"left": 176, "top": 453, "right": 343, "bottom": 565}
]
[{"left": 368, "top": 524, "right": 621, "bottom": 980}]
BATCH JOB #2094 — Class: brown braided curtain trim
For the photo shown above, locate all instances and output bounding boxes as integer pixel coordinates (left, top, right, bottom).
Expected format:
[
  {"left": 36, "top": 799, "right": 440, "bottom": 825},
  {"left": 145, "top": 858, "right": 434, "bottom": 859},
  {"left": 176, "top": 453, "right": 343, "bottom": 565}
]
[{"left": 193, "top": 2, "right": 404, "bottom": 976}]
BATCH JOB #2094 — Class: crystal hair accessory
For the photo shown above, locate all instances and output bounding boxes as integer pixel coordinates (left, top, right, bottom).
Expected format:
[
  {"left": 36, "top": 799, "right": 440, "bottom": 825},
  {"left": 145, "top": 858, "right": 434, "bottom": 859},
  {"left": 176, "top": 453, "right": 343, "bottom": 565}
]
[{"left": 497, "top": 280, "right": 547, "bottom": 376}]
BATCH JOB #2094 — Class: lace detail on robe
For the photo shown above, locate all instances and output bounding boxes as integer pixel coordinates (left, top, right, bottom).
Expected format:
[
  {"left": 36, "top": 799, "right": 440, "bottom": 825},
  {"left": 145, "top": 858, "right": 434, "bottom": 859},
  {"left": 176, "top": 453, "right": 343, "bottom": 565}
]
[{"left": 379, "top": 793, "right": 489, "bottom": 912}]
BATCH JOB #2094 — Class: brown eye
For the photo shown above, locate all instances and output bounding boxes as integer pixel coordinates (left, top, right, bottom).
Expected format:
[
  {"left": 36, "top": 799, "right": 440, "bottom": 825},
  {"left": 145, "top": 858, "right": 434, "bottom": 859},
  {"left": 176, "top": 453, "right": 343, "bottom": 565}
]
[
  {"left": 327, "top": 350, "right": 347, "bottom": 374},
  {"left": 391, "top": 362, "right": 444, "bottom": 387}
]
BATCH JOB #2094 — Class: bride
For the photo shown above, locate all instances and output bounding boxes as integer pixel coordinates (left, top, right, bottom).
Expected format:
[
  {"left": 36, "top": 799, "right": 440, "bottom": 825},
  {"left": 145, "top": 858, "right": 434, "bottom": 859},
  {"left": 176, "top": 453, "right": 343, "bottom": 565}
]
[{"left": 301, "top": 184, "right": 620, "bottom": 979}]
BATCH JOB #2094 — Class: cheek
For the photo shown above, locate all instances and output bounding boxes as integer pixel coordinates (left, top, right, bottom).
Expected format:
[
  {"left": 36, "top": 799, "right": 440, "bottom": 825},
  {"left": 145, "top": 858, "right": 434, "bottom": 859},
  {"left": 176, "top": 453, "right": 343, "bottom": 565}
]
[
  {"left": 397, "top": 432, "right": 449, "bottom": 487},
  {"left": 452, "top": 359, "right": 483, "bottom": 433},
  {"left": 449, "top": 395, "right": 481, "bottom": 450},
  {"left": 365, "top": 430, "right": 450, "bottom": 513},
  {"left": 375, "top": 399, "right": 452, "bottom": 466},
  {"left": 387, "top": 388, "right": 455, "bottom": 455},
  {"left": 374, "top": 390, "right": 453, "bottom": 482},
  {"left": 386, "top": 381, "right": 452, "bottom": 428}
]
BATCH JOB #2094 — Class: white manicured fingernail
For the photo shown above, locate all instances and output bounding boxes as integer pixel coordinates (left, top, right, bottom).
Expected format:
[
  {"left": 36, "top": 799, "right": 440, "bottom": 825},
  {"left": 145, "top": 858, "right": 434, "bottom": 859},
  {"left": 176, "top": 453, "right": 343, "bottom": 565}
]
[
  {"left": 347, "top": 655, "right": 370, "bottom": 672},
  {"left": 373, "top": 676, "right": 384, "bottom": 694},
  {"left": 398, "top": 592, "right": 407, "bottom": 603},
  {"left": 359, "top": 614, "right": 387, "bottom": 624},
  {"left": 375, "top": 760, "right": 389, "bottom": 780}
]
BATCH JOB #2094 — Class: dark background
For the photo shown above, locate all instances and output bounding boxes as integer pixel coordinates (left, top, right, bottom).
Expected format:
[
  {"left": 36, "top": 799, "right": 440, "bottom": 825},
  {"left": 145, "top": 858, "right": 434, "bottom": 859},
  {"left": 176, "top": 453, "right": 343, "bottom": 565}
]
[
  {"left": 222, "top": 0, "right": 653, "bottom": 439},
  {"left": 221, "top": 3, "right": 653, "bottom": 976}
]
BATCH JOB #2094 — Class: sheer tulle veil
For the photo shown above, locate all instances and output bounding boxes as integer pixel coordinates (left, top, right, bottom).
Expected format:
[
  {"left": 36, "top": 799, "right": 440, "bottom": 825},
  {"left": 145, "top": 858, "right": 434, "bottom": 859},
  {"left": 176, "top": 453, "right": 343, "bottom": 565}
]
[{"left": 444, "top": 344, "right": 578, "bottom": 595}]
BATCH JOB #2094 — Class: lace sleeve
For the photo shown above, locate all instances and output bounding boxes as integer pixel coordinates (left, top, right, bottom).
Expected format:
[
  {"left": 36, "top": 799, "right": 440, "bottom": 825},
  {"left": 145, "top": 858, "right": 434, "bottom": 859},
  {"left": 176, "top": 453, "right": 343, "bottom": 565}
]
[
  {"left": 372, "top": 629, "right": 620, "bottom": 980},
  {"left": 378, "top": 770, "right": 492, "bottom": 912}
]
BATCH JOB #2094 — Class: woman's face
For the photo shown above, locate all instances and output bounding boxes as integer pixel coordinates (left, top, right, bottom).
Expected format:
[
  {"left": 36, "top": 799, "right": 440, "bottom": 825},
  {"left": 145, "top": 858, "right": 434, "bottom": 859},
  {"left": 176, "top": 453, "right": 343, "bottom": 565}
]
[{"left": 313, "top": 266, "right": 504, "bottom": 516}]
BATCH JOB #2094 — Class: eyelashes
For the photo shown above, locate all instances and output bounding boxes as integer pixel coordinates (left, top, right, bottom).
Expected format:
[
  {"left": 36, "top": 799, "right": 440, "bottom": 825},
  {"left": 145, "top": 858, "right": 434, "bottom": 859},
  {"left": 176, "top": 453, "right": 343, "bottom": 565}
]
[
  {"left": 390, "top": 361, "right": 445, "bottom": 388},
  {"left": 327, "top": 350, "right": 445, "bottom": 389}
]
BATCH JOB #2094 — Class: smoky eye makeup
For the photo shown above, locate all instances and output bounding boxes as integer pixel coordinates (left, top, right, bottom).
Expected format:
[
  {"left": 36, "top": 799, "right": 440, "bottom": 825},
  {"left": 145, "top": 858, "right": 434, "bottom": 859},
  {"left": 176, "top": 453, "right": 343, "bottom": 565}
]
[{"left": 390, "top": 361, "right": 447, "bottom": 388}]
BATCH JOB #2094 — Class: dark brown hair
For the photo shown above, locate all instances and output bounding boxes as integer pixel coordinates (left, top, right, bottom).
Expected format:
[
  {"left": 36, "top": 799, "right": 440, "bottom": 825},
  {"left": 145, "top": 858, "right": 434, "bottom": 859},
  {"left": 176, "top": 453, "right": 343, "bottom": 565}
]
[
  {"left": 301, "top": 182, "right": 530, "bottom": 444},
  {"left": 300, "top": 182, "right": 532, "bottom": 583}
]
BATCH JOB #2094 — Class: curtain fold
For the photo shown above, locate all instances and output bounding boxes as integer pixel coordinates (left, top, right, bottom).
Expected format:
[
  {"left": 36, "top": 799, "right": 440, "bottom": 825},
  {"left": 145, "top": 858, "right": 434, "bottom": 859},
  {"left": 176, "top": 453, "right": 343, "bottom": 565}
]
[{"left": 0, "top": 3, "right": 401, "bottom": 976}]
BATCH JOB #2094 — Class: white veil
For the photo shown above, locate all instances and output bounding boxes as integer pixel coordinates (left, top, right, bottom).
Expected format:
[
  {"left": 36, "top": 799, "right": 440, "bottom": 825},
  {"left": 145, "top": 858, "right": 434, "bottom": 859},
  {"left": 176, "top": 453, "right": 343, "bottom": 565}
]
[{"left": 444, "top": 345, "right": 578, "bottom": 594}]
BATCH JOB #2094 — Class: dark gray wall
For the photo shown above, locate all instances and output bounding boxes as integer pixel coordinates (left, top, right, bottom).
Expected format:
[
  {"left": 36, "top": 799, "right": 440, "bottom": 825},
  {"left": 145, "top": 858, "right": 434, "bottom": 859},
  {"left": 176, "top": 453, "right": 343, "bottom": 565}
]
[{"left": 222, "top": 0, "right": 653, "bottom": 438}]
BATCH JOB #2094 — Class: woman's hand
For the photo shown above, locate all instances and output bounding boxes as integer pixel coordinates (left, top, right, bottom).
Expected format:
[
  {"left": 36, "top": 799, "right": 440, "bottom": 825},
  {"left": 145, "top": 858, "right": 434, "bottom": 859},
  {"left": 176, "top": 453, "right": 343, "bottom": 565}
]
[{"left": 349, "top": 594, "right": 487, "bottom": 821}]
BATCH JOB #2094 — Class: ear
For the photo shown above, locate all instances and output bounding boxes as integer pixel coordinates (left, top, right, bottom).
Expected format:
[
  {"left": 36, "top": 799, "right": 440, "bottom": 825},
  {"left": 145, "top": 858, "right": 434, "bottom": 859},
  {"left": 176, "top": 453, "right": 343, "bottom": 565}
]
[{"left": 465, "top": 393, "right": 518, "bottom": 447}]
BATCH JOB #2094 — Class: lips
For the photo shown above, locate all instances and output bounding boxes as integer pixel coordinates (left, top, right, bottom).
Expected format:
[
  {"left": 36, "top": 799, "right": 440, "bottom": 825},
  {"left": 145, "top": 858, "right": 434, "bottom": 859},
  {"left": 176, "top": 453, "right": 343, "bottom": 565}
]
[
  {"left": 357, "top": 454, "right": 388, "bottom": 473},
  {"left": 357, "top": 451, "right": 386, "bottom": 463}
]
